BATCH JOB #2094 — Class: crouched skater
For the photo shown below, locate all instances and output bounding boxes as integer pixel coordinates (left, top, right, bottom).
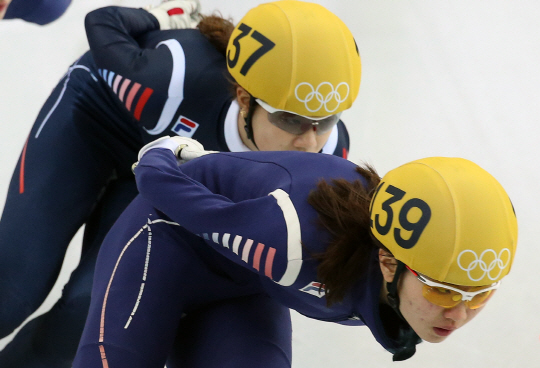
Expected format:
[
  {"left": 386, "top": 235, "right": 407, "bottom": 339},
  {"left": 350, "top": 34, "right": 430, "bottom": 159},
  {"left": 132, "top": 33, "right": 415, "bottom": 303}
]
[{"left": 72, "top": 137, "right": 518, "bottom": 367}]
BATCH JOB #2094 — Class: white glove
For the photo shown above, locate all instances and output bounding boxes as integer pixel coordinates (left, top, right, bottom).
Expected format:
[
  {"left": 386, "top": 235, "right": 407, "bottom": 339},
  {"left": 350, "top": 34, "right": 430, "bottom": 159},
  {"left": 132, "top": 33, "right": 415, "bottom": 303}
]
[
  {"left": 146, "top": 0, "right": 202, "bottom": 30},
  {"left": 136, "top": 135, "right": 179, "bottom": 161},
  {"left": 132, "top": 136, "right": 216, "bottom": 172},
  {"left": 174, "top": 136, "right": 217, "bottom": 163}
]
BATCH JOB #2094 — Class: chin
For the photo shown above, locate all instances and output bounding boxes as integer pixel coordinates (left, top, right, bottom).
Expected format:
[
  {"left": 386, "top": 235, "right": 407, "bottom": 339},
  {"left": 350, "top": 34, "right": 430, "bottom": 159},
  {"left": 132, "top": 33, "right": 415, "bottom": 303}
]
[
  {"left": 417, "top": 328, "right": 454, "bottom": 343},
  {"left": 423, "top": 335, "right": 448, "bottom": 343}
]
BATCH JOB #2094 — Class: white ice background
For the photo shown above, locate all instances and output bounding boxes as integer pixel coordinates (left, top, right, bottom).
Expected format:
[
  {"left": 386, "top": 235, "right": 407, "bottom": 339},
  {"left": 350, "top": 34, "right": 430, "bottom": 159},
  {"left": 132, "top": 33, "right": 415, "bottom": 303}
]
[{"left": 1, "top": 1, "right": 539, "bottom": 367}]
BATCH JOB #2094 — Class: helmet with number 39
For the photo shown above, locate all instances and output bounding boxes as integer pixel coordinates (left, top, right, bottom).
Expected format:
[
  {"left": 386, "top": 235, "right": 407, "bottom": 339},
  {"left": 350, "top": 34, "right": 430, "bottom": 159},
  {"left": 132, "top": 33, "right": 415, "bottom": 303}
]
[
  {"left": 369, "top": 157, "right": 518, "bottom": 286},
  {"left": 226, "top": 0, "right": 361, "bottom": 118}
]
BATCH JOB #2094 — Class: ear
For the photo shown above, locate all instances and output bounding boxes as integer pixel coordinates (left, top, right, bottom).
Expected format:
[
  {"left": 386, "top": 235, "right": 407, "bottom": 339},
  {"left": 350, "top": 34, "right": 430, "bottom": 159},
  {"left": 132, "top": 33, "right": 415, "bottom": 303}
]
[
  {"left": 379, "top": 248, "right": 397, "bottom": 283},
  {"left": 235, "top": 85, "right": 251, "bottom": 111}
]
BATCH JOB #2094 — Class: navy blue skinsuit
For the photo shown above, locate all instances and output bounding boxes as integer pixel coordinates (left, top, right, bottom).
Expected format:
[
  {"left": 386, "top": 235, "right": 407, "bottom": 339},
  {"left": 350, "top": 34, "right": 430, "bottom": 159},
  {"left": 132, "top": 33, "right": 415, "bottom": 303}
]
[
  {"left": 4, "top": 0, "right": 71, "bottom": 25},
  {"left": 0, "top": 6, "right": 350, "bottom": 367},
  {"left": 73, "top": 149, "right": 406, "bottom": 368}
]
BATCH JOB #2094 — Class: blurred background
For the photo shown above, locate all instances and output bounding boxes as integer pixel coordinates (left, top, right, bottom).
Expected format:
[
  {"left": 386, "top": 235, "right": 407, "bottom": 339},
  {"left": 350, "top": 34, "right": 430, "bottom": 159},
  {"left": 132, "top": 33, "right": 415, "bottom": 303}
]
[{"left": 1, "top": 1, "right": 539, "bottom": 367}]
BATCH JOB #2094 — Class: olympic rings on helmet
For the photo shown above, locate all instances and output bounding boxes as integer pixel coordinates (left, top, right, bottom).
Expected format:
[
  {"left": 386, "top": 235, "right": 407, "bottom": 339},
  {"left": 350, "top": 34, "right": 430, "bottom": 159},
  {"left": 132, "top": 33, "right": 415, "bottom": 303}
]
[
  {"left": 295, "top": 82, "right": 350, "bottom": 113},
  {"left": 457, "top": 248, "right": 511, "bottom": 282}
]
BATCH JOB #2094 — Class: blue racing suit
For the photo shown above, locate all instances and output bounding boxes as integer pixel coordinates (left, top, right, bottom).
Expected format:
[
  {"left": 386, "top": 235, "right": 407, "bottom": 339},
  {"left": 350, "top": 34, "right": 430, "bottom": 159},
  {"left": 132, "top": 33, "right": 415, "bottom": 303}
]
[
  {"left": 73, "top": 150, "right": 410, "bottom": 368},
  {"left": 0, "top": 6, "right": 350, "bottom": 368},
  {"left": 4, "top": 0, "right": 71, "bottom": 25}
]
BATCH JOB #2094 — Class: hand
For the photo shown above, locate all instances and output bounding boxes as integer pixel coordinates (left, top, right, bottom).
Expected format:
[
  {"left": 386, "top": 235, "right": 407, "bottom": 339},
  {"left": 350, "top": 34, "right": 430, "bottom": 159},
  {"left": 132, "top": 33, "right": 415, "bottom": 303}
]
[
  {"left": 172, "top": 136, "right": 217, "bottom": 163},
  {"left": 132, "top": 136, "right": 216, "bottom": 172},
  {"left": 146, "top": 0, "right": 202, "bottom": 30}
]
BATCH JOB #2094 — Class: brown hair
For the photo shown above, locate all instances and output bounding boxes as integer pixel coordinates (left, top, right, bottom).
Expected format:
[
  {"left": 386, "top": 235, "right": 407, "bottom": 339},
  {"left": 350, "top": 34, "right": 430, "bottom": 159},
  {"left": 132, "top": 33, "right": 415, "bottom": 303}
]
[
  {"left": 197, "top": 14, "right": 240, "bottom": 98},
  {"left": 307, "top": 165, "right": 382, "bottom": 306},
  {"left": 197, "top": 14, "right": 235, "bottom": 57}
]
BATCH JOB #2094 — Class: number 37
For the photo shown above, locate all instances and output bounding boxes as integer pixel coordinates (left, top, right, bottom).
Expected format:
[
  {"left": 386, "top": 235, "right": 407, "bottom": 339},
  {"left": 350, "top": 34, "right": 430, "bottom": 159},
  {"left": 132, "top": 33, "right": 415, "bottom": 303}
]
[
  {"left": 227, "top": 23, "right": 275, "bottom": 76},
  {"left": 370, "top": 183, "right": 432, "bottom": 249}
]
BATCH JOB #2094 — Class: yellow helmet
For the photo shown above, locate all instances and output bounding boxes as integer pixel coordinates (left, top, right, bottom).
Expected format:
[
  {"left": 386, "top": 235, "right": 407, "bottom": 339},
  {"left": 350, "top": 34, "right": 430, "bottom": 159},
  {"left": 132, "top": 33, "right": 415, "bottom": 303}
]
[
  {"left": 370, "top": 157, "right": 518, "bottom": 286},
  {"left": 226, "top": 0, "right": 361, "bottom": 117}
]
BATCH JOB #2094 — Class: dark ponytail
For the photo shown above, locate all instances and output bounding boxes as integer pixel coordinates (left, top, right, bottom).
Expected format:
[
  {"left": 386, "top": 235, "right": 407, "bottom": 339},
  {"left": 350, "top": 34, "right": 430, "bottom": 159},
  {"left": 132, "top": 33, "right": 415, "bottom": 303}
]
[{"left": 307, "top": 165, "right": 381, "bottom": 306}]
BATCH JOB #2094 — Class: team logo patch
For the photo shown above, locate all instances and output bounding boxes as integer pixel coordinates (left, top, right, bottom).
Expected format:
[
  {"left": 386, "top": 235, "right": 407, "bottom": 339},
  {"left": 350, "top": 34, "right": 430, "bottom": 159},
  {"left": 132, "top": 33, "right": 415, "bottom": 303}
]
[
  {"left": 300, "top": 282, "right": 326, "bottom": 298},
  {"left": 172, "top": 116, "right": 199, "bottom": 138}
]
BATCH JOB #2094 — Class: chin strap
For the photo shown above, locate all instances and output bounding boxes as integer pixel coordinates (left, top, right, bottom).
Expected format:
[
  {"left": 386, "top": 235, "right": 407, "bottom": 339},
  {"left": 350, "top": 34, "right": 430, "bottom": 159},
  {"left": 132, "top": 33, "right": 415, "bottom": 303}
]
[
  {"left": 243, "top": 96, "right": 259, "bottom": 150},
  {"left": 386, "top": 260, "right": 422, "bottom": 361},
  {"left": 386, "top": 261, "right": 406, "bottom": 319}
]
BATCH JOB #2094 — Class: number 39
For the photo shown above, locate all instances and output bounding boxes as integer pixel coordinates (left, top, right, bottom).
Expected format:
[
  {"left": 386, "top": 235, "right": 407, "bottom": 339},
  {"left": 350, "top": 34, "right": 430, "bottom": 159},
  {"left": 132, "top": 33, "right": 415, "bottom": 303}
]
[
  {"left": 227, "top": 23, "right": 275, "bottom": 76},
  {"left": 369, "top": 183, "right": 432, "bottom": 249}
]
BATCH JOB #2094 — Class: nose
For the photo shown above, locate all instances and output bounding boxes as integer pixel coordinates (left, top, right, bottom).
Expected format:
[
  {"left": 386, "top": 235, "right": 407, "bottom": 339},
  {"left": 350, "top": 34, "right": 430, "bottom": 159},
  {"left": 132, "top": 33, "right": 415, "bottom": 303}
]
[
  {"left": 293, "top": 127, "right": 318, "bottom": 152},
  {"left": 443, "top": 302, "right": 468, "bottom": 323}
]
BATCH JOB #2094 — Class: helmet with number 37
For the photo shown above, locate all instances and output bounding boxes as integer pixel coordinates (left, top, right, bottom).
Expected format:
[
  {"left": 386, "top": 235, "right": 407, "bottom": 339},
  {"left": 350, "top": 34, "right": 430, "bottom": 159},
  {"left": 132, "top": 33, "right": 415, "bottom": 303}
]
[
  {"left": 369, "top": 157, "right": 518, "bottom": 286},
  {"left": 226, "top": 0, "right": 361, "bottom": 118}
]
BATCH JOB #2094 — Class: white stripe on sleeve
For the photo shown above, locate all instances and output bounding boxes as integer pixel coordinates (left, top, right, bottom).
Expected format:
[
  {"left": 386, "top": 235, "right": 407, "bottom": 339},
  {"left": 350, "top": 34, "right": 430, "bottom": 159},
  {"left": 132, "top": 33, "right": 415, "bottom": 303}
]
[{"left": 268, "top": 189, "right": 303, "bottom": 286}]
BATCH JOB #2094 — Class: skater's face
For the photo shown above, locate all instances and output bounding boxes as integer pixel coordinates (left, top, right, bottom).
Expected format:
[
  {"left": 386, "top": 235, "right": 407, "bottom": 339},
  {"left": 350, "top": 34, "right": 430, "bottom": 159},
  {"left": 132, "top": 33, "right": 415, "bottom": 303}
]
[
  {"left": 0, "top": 0, "right": 13, "bottom": 19},
  {"left": 379, "top": 250, "right": 489, "bottom": 343},
  {"left": 236, "top": 87, "right": 335, "bottom": 153}
]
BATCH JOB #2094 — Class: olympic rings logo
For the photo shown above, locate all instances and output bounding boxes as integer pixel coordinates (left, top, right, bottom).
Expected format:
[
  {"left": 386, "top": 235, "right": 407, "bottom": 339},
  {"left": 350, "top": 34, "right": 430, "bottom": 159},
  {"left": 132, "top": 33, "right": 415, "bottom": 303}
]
[
  {"left": 295, "top": 82, "right": 350, "bottom": 113},
  {"left": 457, "top": 248, "right": 511, "bottom": 282}
]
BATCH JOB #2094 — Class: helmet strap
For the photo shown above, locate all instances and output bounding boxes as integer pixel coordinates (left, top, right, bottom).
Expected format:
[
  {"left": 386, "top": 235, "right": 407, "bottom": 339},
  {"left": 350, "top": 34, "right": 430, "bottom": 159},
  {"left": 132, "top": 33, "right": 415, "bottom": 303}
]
[
  {"left": 243, "top": 95, "right": 260, "bottom": 150},
  {"left": 386, "top": 260, "right": 406, "bottom": 319},
  {"left": 385, "top": 260, "right": 422, "bottom": 361}
]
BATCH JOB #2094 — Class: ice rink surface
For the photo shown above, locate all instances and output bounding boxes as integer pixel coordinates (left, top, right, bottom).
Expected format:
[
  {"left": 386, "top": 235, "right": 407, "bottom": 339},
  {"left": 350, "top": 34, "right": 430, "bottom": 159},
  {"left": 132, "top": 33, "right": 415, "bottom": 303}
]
[{"left": 1, "top": 1, "right": 539, "bottom": 367}]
